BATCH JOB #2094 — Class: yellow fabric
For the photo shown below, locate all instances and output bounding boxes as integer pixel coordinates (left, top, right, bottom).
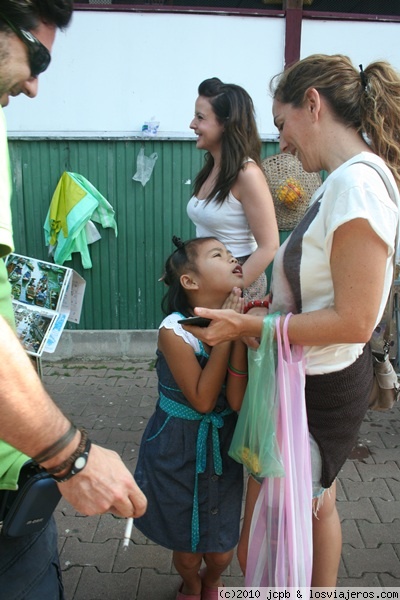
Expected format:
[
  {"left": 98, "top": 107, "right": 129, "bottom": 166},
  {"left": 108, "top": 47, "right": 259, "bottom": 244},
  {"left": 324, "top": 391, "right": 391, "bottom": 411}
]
[{"left": 48, "top": 172, "right": 87, "bottom": 245}]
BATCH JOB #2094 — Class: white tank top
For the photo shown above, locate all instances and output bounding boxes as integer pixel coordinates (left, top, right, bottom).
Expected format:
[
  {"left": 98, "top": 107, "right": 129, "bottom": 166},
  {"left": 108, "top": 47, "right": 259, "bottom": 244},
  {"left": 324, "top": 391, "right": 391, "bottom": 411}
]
[{"left": 186, "top": 159, "right": 257, "bottom": 258}]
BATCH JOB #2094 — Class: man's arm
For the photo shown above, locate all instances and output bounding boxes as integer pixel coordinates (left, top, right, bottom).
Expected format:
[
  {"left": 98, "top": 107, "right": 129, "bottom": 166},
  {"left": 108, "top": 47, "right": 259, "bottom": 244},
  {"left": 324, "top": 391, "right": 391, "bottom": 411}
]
[{"left": 0, "top": 315, "right": 147, "bottom": 517}]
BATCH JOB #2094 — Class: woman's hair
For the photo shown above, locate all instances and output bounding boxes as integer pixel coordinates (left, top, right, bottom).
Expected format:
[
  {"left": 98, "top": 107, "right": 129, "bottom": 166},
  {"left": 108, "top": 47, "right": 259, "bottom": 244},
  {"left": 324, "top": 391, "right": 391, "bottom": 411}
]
[
  {"left": 193, "top": 77, "right": 262, "bottom": 204},
  {"left": 270, "top": 54, "right": 400, "bottom": 188},
  {"left": 161, "top": 236, "right": 216, "bottom": 316}
]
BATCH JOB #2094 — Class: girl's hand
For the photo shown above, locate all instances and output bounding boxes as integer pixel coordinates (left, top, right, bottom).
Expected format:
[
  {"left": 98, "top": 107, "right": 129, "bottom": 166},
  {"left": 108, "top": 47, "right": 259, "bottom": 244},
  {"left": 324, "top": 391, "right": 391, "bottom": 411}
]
[{"left": 222, "top": 287, "right": 244, "bottom": 314}]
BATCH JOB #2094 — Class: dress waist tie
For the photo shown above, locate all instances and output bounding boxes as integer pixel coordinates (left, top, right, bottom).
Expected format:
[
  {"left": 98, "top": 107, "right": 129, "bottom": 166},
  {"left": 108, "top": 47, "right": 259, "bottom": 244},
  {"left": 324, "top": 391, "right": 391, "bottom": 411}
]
[{"left": 155, "top": 393, "right": 233, "bottom": 552}]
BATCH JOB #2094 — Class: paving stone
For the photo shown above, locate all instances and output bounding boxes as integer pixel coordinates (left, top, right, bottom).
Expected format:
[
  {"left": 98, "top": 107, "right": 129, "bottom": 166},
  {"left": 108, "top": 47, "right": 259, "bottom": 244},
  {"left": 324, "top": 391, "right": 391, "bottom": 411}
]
[
  {"left": 73, "top": 567, "right": 140, "bottom": 600},
  {"left": 386, "top": 478, "right": 400, "bottom": 498},
  {"left": 356, "top": 462, "right": 400, "bottom": 482},
  {"left": 61, "top": 566, "right": 82, "bottom": 600},
  {"left": 372, "top": 498, "right": 400, "bottom": 521},
  {"left": 137, "top": 569, "right": 181, "bottom": 600},
  {"left": 40, "top": 360, "right": 400, "bottom": 598},
  {"left": 337, "top": 574, "right": 382, "bottom": 586},
  {"left": 342, "top": 544, "right": 400, "bottom": 578},
  {"left": 358, "top": 432, "right": 386, "bottom": 449},
  {"left": 55, "top": 513, "right": 100, "bottom": 542},
  {"left": 338, "top": 460, "right": 362, "bottom": 481},
  {"left": 340, "top": 479, "right": 393, "bottom": 501},
  {"left": 114, "top": 542, "right": 172, "bottom": 571},
  {"left": 60, "top": 538, "right": 120, "bottom": 572},
  {"left": 379, "top": 573, "right": 400, "bottom": 586},
  {"left": 376, "top": 431, "right": 400, "bottom": 449},
  {"left": 358, "top": 520, "right": 400, "bottom": 547},
  {"left": 336, "top": 497, "right": 380, "bottom": 522},
  {"left": 370, "top": 449, "right": 400, "bottom": 464},
  {"left": 340, "top": 519, "right": 365, "bottom": 548}
]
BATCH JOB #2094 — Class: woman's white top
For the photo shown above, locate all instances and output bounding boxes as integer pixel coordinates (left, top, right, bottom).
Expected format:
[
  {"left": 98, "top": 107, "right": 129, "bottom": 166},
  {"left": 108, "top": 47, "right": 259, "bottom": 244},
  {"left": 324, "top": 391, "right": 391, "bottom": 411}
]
[
  {"left": 187, "top": 159, "right": 257, "bottom": 258},
  {"left": 270, "top": 152, "right": 399, "bottom": 375}
]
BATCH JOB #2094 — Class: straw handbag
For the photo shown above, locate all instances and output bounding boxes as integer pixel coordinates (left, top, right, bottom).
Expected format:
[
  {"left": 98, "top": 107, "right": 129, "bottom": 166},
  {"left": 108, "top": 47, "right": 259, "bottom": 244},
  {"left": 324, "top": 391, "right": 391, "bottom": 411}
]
[{"left": 262, "top": 153, "right": 322, "bottom": 231}]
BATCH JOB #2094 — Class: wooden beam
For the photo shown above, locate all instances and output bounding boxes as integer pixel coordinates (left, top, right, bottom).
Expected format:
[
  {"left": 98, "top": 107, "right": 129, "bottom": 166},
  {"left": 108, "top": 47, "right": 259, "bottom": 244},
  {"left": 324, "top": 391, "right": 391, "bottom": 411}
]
[{"left": 284, "top": 0, "right": 303, "bottom": 68}]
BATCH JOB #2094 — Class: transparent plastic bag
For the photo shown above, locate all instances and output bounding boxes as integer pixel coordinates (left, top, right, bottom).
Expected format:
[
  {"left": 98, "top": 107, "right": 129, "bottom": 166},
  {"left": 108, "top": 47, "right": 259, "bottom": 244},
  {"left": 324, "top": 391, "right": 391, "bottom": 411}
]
[
  {"left": 132, "top": 147, "right": 158, "bottom": 187},
  {"left": 228, "top": 314, "right": 284, "bottom": 478},
  {"left": 246, "top": 314, "right": 312, "bottom": 587}
]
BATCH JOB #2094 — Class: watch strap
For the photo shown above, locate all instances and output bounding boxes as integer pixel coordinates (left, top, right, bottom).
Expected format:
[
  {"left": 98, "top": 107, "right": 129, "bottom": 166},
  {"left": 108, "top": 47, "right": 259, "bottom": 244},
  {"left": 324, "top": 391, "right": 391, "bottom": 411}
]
[{"left": 52, "top": 438, "right": 92, "bottom": 483}]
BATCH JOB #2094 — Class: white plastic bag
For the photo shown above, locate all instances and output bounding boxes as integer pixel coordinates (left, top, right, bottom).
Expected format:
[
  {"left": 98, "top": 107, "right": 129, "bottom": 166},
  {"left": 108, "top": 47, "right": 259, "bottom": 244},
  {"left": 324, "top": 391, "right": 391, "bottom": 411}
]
[{"left": 132, "top": 147, "right": 158, "bottom": 187}]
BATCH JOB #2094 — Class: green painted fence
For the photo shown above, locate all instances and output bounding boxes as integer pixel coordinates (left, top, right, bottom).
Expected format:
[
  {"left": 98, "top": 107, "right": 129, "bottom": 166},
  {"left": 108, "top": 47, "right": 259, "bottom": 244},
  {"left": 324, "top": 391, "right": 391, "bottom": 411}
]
[{"left": 8, "top": 138, "right": 279, "bottom": 330}]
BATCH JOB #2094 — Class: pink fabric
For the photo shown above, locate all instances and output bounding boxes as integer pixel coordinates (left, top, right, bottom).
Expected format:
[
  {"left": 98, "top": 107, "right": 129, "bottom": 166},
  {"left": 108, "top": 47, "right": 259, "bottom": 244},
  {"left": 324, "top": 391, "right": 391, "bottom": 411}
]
[{"left": 245, "top": 314, "right": 313, "bottom": 587}]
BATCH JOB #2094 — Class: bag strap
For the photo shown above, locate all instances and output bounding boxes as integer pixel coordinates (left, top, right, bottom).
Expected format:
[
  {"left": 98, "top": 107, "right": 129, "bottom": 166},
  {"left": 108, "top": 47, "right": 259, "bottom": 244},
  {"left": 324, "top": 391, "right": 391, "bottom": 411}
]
[{"left": 351, "top": 159, "right": 399, "bottom": 353}]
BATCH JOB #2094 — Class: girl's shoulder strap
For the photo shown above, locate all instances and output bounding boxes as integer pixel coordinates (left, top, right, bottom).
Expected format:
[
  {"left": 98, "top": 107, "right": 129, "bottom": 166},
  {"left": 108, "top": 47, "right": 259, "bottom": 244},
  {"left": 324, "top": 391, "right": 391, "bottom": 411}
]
[{"left": 160, "top": 312, "right": 208, "bottom": 357}]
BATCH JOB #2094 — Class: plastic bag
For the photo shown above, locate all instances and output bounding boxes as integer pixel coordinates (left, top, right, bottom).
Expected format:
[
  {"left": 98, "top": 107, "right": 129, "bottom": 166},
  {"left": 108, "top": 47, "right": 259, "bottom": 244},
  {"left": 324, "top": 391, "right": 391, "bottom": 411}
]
[
  {"left": 245, "top": 313, "right": 312, "bottom": 587},
  {"left": 228, "top": 314, "right": 284, "bottom": 478},
  {"left": 132, "top": 147, "right": 158, "bottom": 187}
]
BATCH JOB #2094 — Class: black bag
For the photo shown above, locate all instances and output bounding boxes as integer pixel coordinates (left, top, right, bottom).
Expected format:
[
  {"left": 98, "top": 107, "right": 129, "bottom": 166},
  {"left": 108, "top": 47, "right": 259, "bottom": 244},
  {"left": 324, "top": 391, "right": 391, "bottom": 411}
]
[{"left": 0, "top": 460, "right": 61, "bottom": 538}]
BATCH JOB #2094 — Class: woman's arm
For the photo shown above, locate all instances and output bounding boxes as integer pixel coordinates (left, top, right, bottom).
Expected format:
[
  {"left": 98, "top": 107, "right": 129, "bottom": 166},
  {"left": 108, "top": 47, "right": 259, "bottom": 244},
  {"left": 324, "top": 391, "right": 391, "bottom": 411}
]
[
  {"left": 232, "top": 162, "right": 279, "bottom": 288},
  {"left": 189, "top": 219, "right": 389, "bottom": 347}
]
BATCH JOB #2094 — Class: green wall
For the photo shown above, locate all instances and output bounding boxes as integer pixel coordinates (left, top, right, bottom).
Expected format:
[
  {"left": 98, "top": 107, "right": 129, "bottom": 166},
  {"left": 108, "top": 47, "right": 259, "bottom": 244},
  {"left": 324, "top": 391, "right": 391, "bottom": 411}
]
[{"left": 9, "top": 138, "right": 279, "bottom": 330}]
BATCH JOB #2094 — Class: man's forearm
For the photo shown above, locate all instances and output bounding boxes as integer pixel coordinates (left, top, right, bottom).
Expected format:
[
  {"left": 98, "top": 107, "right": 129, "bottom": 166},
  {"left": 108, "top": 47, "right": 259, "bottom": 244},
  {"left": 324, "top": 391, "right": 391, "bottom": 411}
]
[{"left": 0, "top": 315, "right": 71, "bottom": 458}]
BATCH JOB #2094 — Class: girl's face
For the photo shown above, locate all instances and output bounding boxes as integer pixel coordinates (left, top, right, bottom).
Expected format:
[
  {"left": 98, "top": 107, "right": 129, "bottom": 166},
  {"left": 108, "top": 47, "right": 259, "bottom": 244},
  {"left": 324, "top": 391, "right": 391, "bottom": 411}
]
[
  {"left": 190, "top": 239, "right": 244, "bottom": 293},
  {"left": 190, "top": 96, "right": 224, "bottom": 154},
  {"left": 272, "top": 97, "right": 317, "bottom": 173}
]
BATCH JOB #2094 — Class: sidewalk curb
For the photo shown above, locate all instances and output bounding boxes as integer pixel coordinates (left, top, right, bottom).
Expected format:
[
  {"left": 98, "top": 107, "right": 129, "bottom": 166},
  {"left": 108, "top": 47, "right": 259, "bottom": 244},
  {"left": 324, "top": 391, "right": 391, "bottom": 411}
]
[{"left": 43, "top": 330, "right": 158, "bottom": 361}]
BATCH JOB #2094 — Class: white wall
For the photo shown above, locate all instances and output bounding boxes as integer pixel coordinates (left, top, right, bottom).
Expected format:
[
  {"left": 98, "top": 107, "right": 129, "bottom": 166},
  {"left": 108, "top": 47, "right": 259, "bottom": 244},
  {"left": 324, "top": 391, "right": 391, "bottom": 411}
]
[
  {"left": 6, "top": 11, "right": 400, "bottom": 139},
  {"left": 5, "top": 11, "right": 284, "bottom": 138},
  {"left": 301, "top": 19, "right": 400, "bottom": 68}
]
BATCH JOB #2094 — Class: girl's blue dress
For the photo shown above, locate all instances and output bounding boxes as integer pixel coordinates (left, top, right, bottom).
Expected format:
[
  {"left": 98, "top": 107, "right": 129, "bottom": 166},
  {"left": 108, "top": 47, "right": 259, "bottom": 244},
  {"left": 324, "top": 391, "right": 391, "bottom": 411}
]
[{"left": 134, "top": 313, "right": 244, "bottom": 553}]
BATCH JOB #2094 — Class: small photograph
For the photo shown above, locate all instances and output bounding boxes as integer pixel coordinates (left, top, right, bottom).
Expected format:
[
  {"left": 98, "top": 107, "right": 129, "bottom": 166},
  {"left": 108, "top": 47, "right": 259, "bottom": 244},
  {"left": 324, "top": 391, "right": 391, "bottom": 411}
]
[
  {"left": 6, "top": 254, "right": 68, "bottom": 312},
  {"left": 12, "top": 303, "right": 56, "bottom": 356}
]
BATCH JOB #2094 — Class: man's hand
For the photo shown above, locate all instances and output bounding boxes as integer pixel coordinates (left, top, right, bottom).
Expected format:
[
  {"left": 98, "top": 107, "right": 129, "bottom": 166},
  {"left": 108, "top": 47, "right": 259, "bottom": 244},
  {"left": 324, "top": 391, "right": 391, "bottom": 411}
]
[{"left": 57, "top": 444, "right": 147, "bottom": 518}]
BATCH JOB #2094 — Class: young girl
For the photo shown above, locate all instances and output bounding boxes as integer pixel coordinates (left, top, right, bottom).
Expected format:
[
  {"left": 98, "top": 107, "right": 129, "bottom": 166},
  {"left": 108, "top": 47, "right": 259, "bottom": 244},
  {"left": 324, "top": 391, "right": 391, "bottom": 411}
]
[
  {"left": 134, "top": 236, "right": 248, "bottom": 600},
  {"left": 187, "top": 77, "right": 279, "bottom": 300}
]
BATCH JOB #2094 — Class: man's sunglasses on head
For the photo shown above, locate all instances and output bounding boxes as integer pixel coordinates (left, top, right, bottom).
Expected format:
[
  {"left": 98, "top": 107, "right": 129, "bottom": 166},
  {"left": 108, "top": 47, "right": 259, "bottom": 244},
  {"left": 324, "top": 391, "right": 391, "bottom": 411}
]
[{"left": 0, "top": 12, "right": 51, "bottom": 77}]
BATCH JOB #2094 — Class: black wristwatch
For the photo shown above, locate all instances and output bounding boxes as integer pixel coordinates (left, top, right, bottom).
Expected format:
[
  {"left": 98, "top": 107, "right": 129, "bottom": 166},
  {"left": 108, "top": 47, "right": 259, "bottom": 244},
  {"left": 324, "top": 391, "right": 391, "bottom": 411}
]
[{"left": 52, "top": 438, "right": 92, "bottom": 483}]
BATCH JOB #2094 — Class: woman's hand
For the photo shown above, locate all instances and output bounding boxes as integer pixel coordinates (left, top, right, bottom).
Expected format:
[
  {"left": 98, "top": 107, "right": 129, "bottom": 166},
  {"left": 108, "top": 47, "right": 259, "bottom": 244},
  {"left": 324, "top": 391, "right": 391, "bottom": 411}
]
[{"left": 180, "top": 308, "right": 242, "bottom": 346}]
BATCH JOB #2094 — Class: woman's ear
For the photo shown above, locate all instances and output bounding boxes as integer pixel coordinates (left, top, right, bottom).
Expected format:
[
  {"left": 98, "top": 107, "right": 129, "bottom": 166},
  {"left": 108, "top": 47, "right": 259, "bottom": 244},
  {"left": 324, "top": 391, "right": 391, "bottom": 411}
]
[
  {"left": 305, "top": 87, "right": 321, "bottom": 121},
  {"left": 180, "top": 273, "right": 199, "bottom": 290}
]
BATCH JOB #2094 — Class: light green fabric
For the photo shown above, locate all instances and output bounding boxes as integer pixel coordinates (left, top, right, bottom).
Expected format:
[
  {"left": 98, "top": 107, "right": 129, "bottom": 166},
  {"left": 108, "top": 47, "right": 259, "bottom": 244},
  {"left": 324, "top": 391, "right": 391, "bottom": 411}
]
[
  {"left": 44, "top": 171, "right": 118, "bottom": 269},
  {"left": 0, "top": 107, "right": 29, "bottom": 490},
  {"left": 0, "top": 441, "right": 29, "bottom": 490},
  {"left": 0, "top": 260, "right": 15, "bottom": 329},
  {"left": 0, "top": 107, "right": 14, "bottom": 258}
]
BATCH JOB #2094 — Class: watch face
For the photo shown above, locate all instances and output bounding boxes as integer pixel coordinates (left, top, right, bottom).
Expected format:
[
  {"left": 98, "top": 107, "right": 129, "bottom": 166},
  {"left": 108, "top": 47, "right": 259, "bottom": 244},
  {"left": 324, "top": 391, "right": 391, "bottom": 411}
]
[{"left": 75, "top": 456, "right": 87, "bottom": 470}]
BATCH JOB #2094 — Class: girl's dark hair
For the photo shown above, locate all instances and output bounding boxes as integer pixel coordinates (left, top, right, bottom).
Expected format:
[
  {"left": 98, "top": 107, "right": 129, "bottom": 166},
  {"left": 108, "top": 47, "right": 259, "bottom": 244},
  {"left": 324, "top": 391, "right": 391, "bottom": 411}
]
[
  {"left": 270, "top": 54, "right": 400, "bottom": 188},
  {"left": 193, "top": 77, "right": 262, "bottom": 205},
  {"left": 161, "top": 236, "right": 216, "bottom": 316}
]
